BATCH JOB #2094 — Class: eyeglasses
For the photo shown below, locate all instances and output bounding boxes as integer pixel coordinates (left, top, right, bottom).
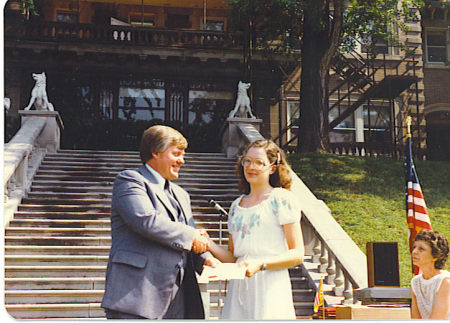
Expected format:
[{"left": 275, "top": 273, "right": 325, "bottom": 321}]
[{"left": 241, "top": 157, "right": 272, "bottom": 170}]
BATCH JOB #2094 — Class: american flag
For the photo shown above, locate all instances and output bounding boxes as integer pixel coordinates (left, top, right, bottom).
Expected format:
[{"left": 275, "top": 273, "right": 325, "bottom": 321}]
[
  {"left": 404, "top": 124, "right": 432, "bottom": 274},
  {"left": 313, "top": 277, "right": 324, "bottom": 313}
]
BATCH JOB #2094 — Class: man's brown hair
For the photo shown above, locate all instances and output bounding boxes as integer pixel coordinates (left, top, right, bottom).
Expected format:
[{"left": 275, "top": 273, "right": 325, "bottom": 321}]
[{"left": 139, "top": 125, "right": 187, "bottom": 164}]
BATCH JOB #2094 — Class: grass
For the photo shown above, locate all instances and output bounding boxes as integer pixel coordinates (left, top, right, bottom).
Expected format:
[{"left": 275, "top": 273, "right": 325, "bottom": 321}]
[{"left": 288, "top": 152, "right": 450, "bottom": 287}]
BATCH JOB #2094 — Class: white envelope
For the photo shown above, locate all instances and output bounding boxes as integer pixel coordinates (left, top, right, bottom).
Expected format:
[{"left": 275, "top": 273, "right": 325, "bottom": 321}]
[{"left": 200, "top": 263, "right": 246, "bottom": 281}]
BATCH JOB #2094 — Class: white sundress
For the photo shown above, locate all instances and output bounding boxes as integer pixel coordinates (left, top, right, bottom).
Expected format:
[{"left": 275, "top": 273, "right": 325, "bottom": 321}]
[
  {"left": 411, "top": 270, "right": 450, "bottom": 319},
  {"left": 221, "top": 187, "right": 301, "bottom": 320}
]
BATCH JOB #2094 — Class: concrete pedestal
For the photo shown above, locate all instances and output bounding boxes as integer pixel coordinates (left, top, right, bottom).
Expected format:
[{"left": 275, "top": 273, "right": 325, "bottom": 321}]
[
  {"left": 222, "top": 117, "right": 263, "bottom": 158},
  {"left": 19, "top": 110, "right": 64, "bottom": 153}
]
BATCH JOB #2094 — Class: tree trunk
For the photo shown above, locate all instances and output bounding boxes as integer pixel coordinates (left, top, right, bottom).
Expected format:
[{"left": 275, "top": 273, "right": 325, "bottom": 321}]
[{"left": 298, "top": 0, "right": 342, "bottom": 153}]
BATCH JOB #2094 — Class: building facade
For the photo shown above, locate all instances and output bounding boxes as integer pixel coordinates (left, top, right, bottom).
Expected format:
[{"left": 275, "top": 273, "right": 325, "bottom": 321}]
[
  {"left": 4, "top": 0, "right": 448, "bottom": 159},
  {"left": 4, "top": 0, "right": 285, "bottom": 152}
]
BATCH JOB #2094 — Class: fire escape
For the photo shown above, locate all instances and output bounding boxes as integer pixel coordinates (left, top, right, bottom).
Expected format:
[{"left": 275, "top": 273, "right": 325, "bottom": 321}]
[{"left": 275, "top": 42, "right": 421, "bottom": 157}]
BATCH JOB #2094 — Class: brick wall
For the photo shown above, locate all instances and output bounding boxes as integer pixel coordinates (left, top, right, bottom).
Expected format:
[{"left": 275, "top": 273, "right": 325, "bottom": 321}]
[{"left": 423, "top": 68, "right": 450, "bottom": 107}]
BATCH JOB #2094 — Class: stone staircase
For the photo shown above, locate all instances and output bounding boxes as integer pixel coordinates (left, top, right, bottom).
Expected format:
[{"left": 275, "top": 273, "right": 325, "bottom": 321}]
[{"left": 4, "top": 150, "right": 315, "bottom": 319}]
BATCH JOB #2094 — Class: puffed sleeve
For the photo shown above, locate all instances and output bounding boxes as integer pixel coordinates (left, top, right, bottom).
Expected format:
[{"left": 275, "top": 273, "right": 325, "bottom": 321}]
[
  {"left": 227, "top": 197, "right": 240, "bottom": 230},
  {"left": 272, "top": 188, "right": 302, "bottom": 225}
]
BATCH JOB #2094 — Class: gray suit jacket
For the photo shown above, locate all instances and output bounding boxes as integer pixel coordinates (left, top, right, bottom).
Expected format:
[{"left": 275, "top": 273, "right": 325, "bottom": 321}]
[{"left": 101, "top": 165, "right": 207, "bottom": 319}]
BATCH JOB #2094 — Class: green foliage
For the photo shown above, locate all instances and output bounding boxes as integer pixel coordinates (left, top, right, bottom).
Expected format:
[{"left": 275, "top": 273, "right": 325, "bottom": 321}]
[
  {"left": 341, "top": 0, "right": 424, "bottom": 54},
  {"left": 226, "top": 0, "right": 304, "bottom": 56},
  {"left": 227, "top": 0, "right": 425, "bottom": 56},
  {"left": 20, "top": 0, "right": 38, "bottom": 18},
  {"left": 288, "top": 153, "right": 450, "bottom": 287}
]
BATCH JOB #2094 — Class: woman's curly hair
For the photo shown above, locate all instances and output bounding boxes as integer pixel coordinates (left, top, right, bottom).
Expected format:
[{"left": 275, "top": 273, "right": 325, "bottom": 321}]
[
  {"left": 236, "top": 140, "right": 292, "bottom": 194},
  {"left": 415, "top": 230, "right": 449, "bottom": 269}
]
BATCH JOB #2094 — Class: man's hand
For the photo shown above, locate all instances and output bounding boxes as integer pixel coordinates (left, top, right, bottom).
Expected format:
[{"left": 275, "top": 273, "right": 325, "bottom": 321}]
[
  {"left": 203, "top": 256, "right": 221, "bottom": 268},
  {"left": 192, "top": 229, "right": 209, "bottom": 254}
]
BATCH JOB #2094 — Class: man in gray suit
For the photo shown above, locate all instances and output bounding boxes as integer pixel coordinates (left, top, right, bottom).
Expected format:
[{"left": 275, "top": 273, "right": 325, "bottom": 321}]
[{"left": 101, "top": 125, "right": 218, "bottom": 319}]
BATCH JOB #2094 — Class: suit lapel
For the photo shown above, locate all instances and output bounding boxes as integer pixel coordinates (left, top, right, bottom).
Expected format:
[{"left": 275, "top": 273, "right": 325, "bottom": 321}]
[
  {"left": 138, "top": 165, "right": 178, "bottom": 222},
  {"left": 170, "top": 186, "right": 188, "bottom": 223}
]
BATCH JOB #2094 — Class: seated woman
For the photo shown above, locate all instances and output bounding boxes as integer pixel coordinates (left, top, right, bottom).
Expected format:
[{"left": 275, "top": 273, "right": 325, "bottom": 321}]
[{"left": 411, "top": 230, "right": 449, "bottom": 319}]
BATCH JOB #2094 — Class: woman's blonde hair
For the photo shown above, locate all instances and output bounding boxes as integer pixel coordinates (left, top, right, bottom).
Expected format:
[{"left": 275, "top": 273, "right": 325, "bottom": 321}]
[
  {"left": 139, "top": 125, "right": 187, "bottom": 164},
  {"left": 236, "top": 139, "right": 292, "bottom": 194}
]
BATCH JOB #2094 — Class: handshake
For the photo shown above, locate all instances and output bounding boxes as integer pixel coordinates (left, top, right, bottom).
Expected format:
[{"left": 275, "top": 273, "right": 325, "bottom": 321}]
[{"left": 191, "top": 229, "right": 211, "bottom": 254}]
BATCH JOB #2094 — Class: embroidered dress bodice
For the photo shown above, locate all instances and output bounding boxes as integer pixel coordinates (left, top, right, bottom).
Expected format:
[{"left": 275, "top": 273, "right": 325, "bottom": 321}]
[{"left": 411, "top": 270, "right": 450, "bottom": 319}]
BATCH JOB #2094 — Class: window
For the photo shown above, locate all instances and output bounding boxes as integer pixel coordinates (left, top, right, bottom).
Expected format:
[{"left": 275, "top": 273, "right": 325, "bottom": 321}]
[
  {"left": 56, "top": 11, "right": 78, "bottom": 23},
  {"left": 287, "top": 101, "right": 300, "bottom": 142},
  {"left": 166, "top": 14, "right": 191, "bottom": 29},
  {"left": 118, "top": 87, "right": 165, "bottom": 121},
  {"left": 188, "top": 90, "right": 233, "bottom": 124},
  {"left": 426, "top": 29, "right": 447, "bottom": 63},
  {"left": 360, "top": 24, "right": 390, "bottom": 55},
  {"left": 130, "top": 14, "right": 155, "bottom": 27},
  {"left": 203, "top": 20, "right": 225, "bottom": 31}
]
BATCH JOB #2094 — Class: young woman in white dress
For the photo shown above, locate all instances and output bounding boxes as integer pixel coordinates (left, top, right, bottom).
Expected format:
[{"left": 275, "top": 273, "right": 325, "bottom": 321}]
[
  {"left": 206, "top": 139, "right": 304, "bottom": 319},
  {"left": 410, "top": 230, "right": 449, "bottom": 319}
]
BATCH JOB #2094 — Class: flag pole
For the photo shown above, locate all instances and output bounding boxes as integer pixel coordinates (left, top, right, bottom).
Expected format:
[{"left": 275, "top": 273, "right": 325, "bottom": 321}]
[{"left": 405, "top": 115, "right": 415, "bottom": 273}]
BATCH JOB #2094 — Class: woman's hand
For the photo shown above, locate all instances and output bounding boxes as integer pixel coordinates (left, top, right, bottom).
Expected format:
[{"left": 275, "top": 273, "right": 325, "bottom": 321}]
[
  {"left": 243, "top": 259, "right": 264, "bottom": 277},
  {"left": 203, "top": 256, "right": 221, "bottom": 268}
]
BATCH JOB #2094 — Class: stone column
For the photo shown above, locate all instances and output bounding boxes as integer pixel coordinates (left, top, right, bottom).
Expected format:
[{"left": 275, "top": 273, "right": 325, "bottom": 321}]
[{"left": 354, "top": 107, "right": 364, "bottom": 143}]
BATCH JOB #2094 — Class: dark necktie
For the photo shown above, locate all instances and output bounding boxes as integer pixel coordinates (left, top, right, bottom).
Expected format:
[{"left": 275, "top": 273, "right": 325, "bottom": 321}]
[{"left": 164, "top": 180, "right": 186, "bottom": 223}]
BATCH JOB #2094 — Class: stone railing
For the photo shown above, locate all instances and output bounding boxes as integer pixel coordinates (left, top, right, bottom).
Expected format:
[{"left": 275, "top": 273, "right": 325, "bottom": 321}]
[
  {"left": 7, "top": 21, "right": 241, "bottom": 50},
  {"left": 222, "top": 119, "right": 367, "bottom": 304},
  {"left": 3, "top": 110, "right": 64, "bottom": 226}
]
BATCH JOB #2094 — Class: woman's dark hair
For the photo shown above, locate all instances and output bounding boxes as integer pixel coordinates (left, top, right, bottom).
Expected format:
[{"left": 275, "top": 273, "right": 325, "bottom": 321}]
[
  {"left": 415, "top": 230, "right": 449, "bottom": 269},
  {"left": 236, "top": 139, "right": 292, "bottom": 194}
]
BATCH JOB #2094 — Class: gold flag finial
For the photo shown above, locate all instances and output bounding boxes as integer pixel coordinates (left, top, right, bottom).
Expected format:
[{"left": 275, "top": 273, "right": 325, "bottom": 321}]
[{"left": 406, "top": 115, "right": 412, "bottom": 137}]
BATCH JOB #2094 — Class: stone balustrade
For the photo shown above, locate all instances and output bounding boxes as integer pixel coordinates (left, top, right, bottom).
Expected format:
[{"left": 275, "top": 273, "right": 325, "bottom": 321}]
[
  {"left": 11, "top": 21, "right": 241, "bottom": 50},
  {"left": 3, "top": 110, "right": 64, "bottom": 226}
]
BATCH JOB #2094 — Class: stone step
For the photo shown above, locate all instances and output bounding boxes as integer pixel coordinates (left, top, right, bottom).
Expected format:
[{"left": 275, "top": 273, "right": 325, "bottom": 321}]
[
  {"left": 34, "top": 172, "right": 239, "bottom": 184},
  {"left": 43, "top": 156, "right": 236, "bottom": 166},
  {"left": 5, "top": 235, "right": 226, "bottom": 246},
  {"left": 5, "top": 290, "right": 105, "bottom": 304},
  {"left": 13, "top": 211, "right": 110, "bottom": 220},
  {"left": 5, "top": 227, "right": 110, "bottom": 237},
  {"left": 25, "top": 191, "right": 238, "bottom": 201},
  {"left": 5, "top": 255, "right": 109, "bottom": 266},
  {"left": 12, "top": 211, "right": 227, "bottom": 222},
  {"left": 29, "top": 180, "right": 237, "bottom": 192},
  {"left": 40, "top": 160, "right": 236, "bottom": 170},
  {"left": 290, "top": 276, "right": 310, "bottom": 289},
  {"left": 292, "top": 289, "right": 315, "bottom": 302},
  {"left": 4, "top": 245, "right": 110, "bottom": 256},
  {"left": 8, "top": 219, "right": 226, "bottom": 230},
  {"left": 18, "top": 205, "right": 111, "bottom": 212},
  {"left": 5, "top": 266, "right": 106, "bottom": 278},
  {"left": 18, "top": 202, "right": 231, "bottom": 212},
  {"left": 37, "top": 164, "right": 237, "bottom": 175},
  {"left": 52, "top": 149, "right": 226, "bottom": 158},
  {"left": 5, "top": 227, "right": 228, "bottom": 239},
  {"left": 5, "top": 277, "right": 105, "bottom": 290},
  {"left": 22, "top": 198, "right": 111, "bottom": 206},
  {"left": 5, "top": 236, "right": 111, "bottom": 246},
  {"left": 5, "top": 303, "right": 105, "bottom": 319},
  {"left": 294, "top": 302, "right": 315, "bottom": 317},
  {"left": 8, "top": 219, "right": 111, "bottom": 228}
]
